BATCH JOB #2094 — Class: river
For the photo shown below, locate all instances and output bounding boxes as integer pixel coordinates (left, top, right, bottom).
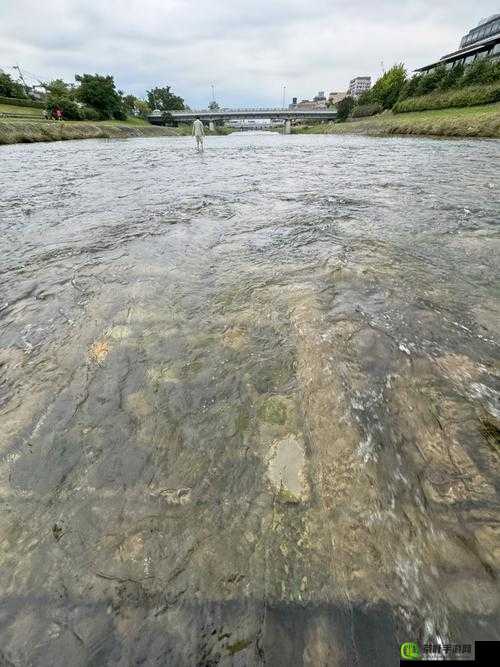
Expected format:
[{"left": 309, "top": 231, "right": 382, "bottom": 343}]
[{"left": 0, "top": 132, "right": 499, "bottom": 665}]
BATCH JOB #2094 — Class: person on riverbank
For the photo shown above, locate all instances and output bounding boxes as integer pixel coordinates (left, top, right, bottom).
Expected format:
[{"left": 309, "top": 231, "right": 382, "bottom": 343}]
[{"left": 192, "top": 117, "right": 205, "bottom": 152}]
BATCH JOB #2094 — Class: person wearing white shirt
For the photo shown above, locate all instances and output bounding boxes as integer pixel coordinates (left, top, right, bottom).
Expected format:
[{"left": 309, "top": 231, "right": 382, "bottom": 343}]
[{"left": 192, "top": 117, "right": 205, "bottom": 152}]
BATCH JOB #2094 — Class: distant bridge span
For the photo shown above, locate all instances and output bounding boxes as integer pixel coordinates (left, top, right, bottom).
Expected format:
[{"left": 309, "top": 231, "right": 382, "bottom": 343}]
[{"left": 148, "top": 107, "right": 338, "bottom": 130}]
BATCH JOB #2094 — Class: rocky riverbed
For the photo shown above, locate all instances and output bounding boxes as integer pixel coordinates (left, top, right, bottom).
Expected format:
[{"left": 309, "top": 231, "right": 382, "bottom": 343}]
[{"left": 0, "top": 132, "right": 499, "bottom": 665}]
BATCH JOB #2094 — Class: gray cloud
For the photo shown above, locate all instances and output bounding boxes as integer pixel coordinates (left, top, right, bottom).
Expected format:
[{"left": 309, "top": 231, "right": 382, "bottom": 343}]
[{"left": 1, "top": 1, "right": 497, "bottom": 107}]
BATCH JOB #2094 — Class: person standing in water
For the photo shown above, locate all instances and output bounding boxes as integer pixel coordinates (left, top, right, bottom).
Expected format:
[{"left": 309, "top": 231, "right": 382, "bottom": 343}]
[{"left": 192, "top": 117, "right": 205, "bottom": 152}]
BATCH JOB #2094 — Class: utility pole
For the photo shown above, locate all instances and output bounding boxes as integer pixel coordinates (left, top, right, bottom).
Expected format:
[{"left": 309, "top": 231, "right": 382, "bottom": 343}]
[
  {"left": 280, "top": 84, "right": 287, "bottom": 108},
  {"left": 11, "top": 64, "right": 29, "bottom": 94}
]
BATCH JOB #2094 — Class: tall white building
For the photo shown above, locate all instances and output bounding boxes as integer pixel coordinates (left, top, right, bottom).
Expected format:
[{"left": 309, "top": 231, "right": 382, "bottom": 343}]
[{"left": 348, "top": 76, "right": 371, "bottom": 98}]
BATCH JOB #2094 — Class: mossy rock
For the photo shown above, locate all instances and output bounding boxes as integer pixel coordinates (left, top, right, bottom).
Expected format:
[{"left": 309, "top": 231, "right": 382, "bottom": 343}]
[
  {"left": 277, "top": 487, "right": 301, "bottom": 504},
  {"left": 258, "top": 396, "right": 288, "bottom": 425},
  {"left": 226, "top": 638, "right": 252, "bottom": 655},
  {"left": 235, "top": 408, "right": 250, "bottom": 434}
]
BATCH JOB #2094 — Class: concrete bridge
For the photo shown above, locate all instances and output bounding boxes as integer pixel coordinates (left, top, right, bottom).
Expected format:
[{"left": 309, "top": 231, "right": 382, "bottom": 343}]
[{"left": 148, "top": 107, "right": 338, "bottom": 133}]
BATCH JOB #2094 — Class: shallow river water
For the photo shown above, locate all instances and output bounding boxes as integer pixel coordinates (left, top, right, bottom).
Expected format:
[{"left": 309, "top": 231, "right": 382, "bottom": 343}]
[{"left": 0, "top": 132, "right": 499, "bottom": 665}]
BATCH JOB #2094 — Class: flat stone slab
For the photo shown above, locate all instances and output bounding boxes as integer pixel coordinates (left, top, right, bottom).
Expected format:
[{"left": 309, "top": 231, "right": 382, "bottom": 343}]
[{"left": 268, "top": 434, "right": 308, "bottom": 502}]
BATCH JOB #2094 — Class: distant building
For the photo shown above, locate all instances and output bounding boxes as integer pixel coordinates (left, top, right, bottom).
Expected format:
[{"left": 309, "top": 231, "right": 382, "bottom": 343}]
[
  {"left": 348, "top": 77, "right": 371, "bottom": 98},
  {"left": 289, "top": 91, "right": 328, "bottom": 110},
  {"left": 416, "top": 14, "right": 500, "bottom": 72},
  {"left": 328, "top": 91, "right": 348, "bottom": 105},
  {"left": 29, "top": 85, "right": 48, "bottom": 100},
  {"left": 296, "top": 100, "right": 320, "bottom": 109}
]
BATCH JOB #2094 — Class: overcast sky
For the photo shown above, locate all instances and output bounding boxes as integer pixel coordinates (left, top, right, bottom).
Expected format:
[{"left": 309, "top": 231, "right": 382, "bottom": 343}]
[{"left": 1, "top": 1, "right": 498, "bottom": 107}]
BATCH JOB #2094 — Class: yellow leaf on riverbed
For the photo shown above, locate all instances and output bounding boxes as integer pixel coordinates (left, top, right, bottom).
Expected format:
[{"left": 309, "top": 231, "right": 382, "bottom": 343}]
[{"left": 88, "top": 339, "right": 109, "bottom": 363}]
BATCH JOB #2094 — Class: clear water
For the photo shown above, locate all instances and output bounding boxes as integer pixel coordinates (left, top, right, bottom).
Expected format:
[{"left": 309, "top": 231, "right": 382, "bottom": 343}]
[{"left": 0, "top": 132, "right": 499, "bottom": 665}]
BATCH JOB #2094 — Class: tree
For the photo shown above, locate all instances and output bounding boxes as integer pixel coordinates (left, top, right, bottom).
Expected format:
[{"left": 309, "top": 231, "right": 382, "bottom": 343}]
[
  {"left": 0, "top": 71, "right": 26, "bottom": 98},
  {"left": 135, "top": 99, "right": 151, "bottom": 117},
  {"left": 357, "top": 90, "right": 372, "bottom": 106},
  {"left": 336, "top": 96, "right": 356, "bottom": 122},
  {"left": 75, "top": 73, "right": 126, "bottom": 119},
  {"left": 44, "top": 79, "right": 84, "bottom": 120},
  {"left": 146, "top": 85, "right": 184, "bottom": 111},
  {"left": 208, "top": 100, "right": 219, "bottom": 110},
  {"left": 367, "top": 64, "right": 407, "bottom": 109},
  {"left": 46, "top": 79, "right": 74, "bottom": 97},
  {"left": 122, "top": 94, "right": 137, "bottom": 113},
  {"left": 439, "top": 63, "right": 464, "bottom": 90},
  {"left": 46, "top": 95, "right": 82, "bottom": 120},
  {"left": 461, "top": 58, "right": 500, "bottom": 86},
  {"left": 398, "top": 74, "right": 422, "bottom": 101},
  {"left": 415, "top": 65, "right": 447, "bottom": 96},
  {"left": 122, "top": 94, "right": 151, "bottom": 117}
]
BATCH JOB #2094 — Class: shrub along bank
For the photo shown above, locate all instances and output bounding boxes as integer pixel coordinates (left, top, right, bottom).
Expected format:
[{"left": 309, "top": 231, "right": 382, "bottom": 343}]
[
  {"left": 393, "top": 82, "right": 500, "bottom": 113},
  {"left": 351, "top": 103, "right": 383, "bottom": 118},
  {"left": 295, "top": 103, "right": 500, "bottom": 138}
]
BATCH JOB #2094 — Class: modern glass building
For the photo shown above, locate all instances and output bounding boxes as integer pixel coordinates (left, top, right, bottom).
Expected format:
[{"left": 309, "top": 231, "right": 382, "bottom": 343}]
[{"left": 416, "top": 14, "right": 500, "bottom": 72}]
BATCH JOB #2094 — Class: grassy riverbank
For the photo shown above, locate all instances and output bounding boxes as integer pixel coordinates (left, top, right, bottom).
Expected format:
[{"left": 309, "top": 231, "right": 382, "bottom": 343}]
[
  {"left": 0, "top": 112, "right": 230, "bottom": 145},
  {"left": 294, "top": 103, "right": 500, "bottom": 138},
  {"left": 0, "top": 117, "right": 184, "bottom": 145},
  {"left": 0, "top": 102, "right": 43, "bottom": 116}
]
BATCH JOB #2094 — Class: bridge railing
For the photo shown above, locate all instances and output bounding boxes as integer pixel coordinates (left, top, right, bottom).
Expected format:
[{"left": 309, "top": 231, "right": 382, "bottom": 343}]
[
  {"left": 171, "top": 108, "right": 293, "bottom": 113},
  {"left": 149, "top": 107, "right": 337, "bottom": 115}
]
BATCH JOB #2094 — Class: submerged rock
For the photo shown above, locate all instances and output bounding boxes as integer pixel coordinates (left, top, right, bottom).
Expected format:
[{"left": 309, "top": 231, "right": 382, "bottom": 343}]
[
  {"left": 258, "top": 396, "right": 288, "bottom": 425},
  {"left": 267, "top": 434, "right": 309, "bottom": 503}
]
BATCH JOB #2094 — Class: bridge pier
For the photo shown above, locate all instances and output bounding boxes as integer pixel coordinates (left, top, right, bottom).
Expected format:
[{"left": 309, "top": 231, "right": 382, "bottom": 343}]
[
  {"left": 284, "top": 119, "right": 291, "bottom": 135},
  {"left": 209, "top": 121, "right": 215, "bottom": 132}
]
